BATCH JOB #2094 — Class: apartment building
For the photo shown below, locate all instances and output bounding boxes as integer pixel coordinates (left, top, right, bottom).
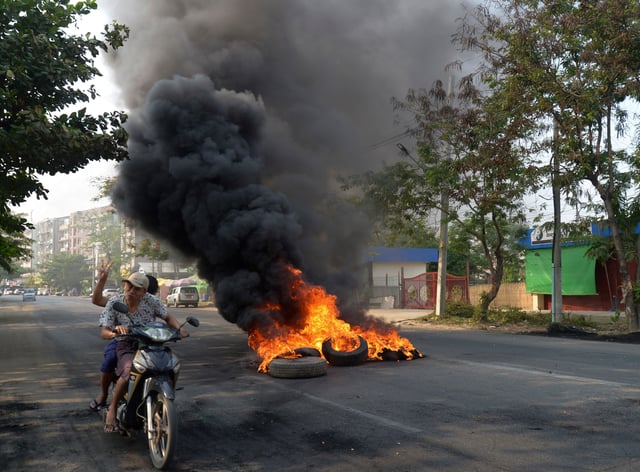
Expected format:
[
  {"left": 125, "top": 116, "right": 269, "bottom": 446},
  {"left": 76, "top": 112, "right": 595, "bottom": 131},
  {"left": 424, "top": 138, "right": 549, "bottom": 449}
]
[{"left": 24, "top": 205, "right": 195, "bottom": 281}]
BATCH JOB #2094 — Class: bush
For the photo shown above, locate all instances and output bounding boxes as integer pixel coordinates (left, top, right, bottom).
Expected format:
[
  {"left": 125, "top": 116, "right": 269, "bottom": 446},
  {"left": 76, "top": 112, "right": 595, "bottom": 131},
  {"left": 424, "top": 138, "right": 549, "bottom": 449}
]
[
  {"left": 445, "top": 302, "right": 476, "bottom": 319},
  {"left": 562, "top": 313, "right": 598, "bottom": 329},
  {"left": 417, "top": 304, "right": 556, "bottom": 329},
  {"left": 486, "top": 306, "right": 530, "bottom": 324}
]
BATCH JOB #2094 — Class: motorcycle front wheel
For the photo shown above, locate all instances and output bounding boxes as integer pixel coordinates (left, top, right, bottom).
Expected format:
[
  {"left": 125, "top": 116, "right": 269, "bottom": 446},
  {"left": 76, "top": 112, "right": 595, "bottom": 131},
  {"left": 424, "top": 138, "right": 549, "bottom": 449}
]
[{"left": 148, "top": 392, "right": 176, "bottom": 470}]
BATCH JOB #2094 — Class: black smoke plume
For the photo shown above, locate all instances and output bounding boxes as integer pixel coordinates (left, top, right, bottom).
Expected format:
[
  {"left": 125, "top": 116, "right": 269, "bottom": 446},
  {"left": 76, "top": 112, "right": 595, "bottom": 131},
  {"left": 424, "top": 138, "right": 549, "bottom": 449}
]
[
  {"left": 107, "top": 0, "right": 462, "bottom": 330},
  {"left": 113, "top": 74, "right": 313, "bottom": 329}
]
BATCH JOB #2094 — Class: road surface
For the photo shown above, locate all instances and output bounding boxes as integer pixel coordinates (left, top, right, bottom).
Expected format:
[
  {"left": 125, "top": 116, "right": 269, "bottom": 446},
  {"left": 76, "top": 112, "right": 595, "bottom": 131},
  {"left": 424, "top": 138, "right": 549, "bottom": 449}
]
[{"left": 2, "top": 295, "right": 640, "bottom": 471}]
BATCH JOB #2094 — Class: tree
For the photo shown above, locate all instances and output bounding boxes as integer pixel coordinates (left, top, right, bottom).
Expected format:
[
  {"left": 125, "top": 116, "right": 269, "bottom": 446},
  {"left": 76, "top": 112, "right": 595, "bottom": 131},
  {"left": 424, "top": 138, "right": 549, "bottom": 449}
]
[
  {"left": 345, "top": 76, "right": 534, "bottom": 315},
  {"left": 454, "top": 0, "right": 640, "bottom": 329},
  {"left": 134, "top": 238, "right": 170, "bottom": 277},
  {"left": 448, "top": 220, "right": 528, "bottom": 284},
  {"left": 83, "top": 208, "right": 130, "bottom": 286},
  {"left": 0, "top": 217, "right": 32, "bottom": 272},
  {"left": 41, "top": 252, "right": 90, "bottom": 293},
  {"left": 0, "top": 0, "right": 129, "bottom": 270}
]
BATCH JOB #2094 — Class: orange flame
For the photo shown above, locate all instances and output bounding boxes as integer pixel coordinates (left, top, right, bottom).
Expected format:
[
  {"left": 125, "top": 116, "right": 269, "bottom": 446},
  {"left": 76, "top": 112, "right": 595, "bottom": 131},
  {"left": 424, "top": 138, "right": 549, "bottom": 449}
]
[{"left": 248, "top": 265, "right": 421, "bottom": 372}]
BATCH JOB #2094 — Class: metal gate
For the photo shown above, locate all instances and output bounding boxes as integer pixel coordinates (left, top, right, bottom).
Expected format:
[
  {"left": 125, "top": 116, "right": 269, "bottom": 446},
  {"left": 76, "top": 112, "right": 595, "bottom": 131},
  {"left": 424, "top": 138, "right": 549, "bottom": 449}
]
[{"left": 402, "top": 272, "right": 469, "bottom": 309}]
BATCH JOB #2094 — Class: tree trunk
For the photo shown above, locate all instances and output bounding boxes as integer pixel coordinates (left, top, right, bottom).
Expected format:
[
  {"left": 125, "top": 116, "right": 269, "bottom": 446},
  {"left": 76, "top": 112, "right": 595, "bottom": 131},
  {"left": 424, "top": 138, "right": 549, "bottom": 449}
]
[
  {"left": 592, "top": 182, "right": 639, "bottom": 331},
  {"left": 604, "top": 209, "right": 638, "bottom": 331},
  {"left": 479, "top": 280, "right": 500, "bottom": 316},
  {"left": 479, "top": 253, "right": 504, "bottom": 317},
  {"left": 622, "top": 282, "right": 639, "bottom": 332},
  {"left": 610, "top": 239, "right": 638, "bottom": 331}
]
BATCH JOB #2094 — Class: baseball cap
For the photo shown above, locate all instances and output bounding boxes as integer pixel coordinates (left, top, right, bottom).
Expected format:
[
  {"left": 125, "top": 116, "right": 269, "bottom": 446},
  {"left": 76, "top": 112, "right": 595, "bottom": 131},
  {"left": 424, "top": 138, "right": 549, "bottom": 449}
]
[{"left": 123, "top": 272, "right": 149, "bottom": 290}]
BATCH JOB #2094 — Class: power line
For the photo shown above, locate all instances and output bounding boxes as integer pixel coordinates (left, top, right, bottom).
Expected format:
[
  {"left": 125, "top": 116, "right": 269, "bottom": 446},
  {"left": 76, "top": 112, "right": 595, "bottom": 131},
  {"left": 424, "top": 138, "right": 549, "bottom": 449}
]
[{"left": 369, "top": 128, "right": 416, "bottom": 150}]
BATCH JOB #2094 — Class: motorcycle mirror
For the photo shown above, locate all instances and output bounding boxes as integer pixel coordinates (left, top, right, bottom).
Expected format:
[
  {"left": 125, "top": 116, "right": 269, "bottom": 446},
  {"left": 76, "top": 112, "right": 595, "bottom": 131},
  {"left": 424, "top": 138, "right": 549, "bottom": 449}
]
[
  {"left": 186, "top": 316, "right": 200, "bottom": 327},
  {"left": 112, "top": 301, "right": 129, "bottom": 314}
]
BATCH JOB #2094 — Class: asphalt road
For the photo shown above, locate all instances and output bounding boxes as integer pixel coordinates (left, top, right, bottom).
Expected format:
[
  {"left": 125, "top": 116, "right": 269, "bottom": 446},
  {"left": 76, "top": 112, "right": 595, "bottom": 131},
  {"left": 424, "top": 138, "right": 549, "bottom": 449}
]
[{"left": 2, "top": 295, "right": 640, "bottom": 471}]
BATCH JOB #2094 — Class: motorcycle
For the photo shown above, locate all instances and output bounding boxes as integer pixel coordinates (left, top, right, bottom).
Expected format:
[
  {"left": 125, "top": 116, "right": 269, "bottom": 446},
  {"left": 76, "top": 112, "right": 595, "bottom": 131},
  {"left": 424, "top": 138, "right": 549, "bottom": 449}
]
[{"left": 109, "top": 301, "right": 199, "bottom": 469}]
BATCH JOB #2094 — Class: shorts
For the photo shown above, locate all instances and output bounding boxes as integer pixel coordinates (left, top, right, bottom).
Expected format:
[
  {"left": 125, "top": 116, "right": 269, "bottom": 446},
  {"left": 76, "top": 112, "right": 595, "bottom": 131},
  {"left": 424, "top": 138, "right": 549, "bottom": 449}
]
[{"left": 100, "top": 339, "right": 118, "bottom": 374}]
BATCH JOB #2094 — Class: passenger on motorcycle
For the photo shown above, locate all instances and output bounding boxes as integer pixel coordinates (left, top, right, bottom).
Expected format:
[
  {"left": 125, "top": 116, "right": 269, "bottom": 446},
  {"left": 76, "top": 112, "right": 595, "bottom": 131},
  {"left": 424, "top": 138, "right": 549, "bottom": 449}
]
[
  {"left": 99, "top": 272, "right": 188, "bottom": 433},
  {"left": 89, "top": 262, "right": 159, "bottom": 412}
]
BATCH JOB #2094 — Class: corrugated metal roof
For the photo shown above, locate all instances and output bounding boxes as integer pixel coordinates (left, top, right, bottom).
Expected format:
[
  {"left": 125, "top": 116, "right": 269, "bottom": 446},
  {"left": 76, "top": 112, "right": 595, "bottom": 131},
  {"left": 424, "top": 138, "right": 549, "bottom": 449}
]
[{"left": 368, "top": 247, "right": 438, "bottom": 263}]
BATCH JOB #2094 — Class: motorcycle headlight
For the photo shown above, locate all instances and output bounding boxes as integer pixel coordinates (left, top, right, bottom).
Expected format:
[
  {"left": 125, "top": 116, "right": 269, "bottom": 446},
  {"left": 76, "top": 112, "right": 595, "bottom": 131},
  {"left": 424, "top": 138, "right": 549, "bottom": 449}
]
[{"left": 141, "top": 325, "right": 175, "bottom": 342}]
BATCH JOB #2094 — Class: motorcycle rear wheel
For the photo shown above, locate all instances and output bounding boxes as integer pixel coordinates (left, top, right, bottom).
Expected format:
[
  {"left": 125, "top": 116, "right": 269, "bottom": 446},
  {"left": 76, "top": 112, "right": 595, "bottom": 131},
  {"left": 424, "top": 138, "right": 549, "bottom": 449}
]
[{"left": 148, "top": 392, "right": 176, "bottom": 470}]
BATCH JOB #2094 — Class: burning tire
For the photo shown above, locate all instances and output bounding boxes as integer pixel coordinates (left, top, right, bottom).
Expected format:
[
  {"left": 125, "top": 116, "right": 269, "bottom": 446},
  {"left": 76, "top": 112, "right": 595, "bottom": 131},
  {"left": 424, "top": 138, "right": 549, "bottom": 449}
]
[
  {"left": 293, "top": 347, "right": 321, "bottom": 357},
  {"left": 321, "top": 335, "right": 368, "bottom": 367},
  {"left": 268, "top": 356, "right": 327, "bottom": 378}
]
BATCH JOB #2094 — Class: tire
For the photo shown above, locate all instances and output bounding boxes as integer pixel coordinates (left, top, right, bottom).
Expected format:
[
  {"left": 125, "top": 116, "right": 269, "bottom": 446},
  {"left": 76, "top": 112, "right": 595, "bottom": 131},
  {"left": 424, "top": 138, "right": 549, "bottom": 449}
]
[
  {"left": 321, "top": 336, "right": 369, "bottom": 367},
  {"left": 268, "top": 357, "right": 327, "bottom": 378},
  {"left": 148, "top": 392, "right": 176, "bottom": 470},
  {"left": 293, "top": 347, "right": 321, "bottom": 357}
]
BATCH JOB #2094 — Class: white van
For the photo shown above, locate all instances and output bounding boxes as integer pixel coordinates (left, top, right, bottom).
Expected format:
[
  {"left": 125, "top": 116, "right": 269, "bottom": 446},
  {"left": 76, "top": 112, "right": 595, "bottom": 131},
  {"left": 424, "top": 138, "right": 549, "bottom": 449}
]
[{"left": 166, "top": 286, "right": 199, "bottom": 308}]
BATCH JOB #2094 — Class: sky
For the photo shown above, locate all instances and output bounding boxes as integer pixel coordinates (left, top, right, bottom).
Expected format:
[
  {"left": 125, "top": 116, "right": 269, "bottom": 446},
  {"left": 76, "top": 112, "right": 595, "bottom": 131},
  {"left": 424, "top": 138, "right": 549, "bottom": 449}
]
[
  {"left": 13, "top": 0, "right": 468, "bottom": 224},
  {"left": 15, "top": 0, "right": 633, "bottom": 228}
]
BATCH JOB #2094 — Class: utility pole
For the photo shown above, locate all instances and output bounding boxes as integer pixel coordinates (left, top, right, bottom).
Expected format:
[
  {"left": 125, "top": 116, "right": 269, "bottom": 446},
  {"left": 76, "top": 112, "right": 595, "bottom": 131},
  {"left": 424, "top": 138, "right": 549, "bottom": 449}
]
[
  {"left": 435, "top": 185, "right": 449, "bottom": 316},
  {"left": 435, "top": 77, "right": 453, "bottom": 317},
  {"left": 551, "top": 121, "right": 563, "bottom": 322}
]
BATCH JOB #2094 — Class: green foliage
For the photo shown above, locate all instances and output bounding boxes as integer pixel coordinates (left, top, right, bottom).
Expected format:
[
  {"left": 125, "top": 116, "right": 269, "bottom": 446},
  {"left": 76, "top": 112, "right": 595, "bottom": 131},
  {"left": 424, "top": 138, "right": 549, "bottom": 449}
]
[
  {"left": 485, "top": 306, "right": 533, "bottom": 324},
  {"left": 632, "top": 283, "right": 640, "bottom": 304},
  {"left": 421, "top": 303, "right": 550, "bottom": 327},
  {"left": 345, "top": 74, "right": 531, "bottom": 312},
  {"left": 0, "top": 212, "right": 31, "bottom": 271},
  {"left": 0, "top": 0, "right": 129, "bottom": 268},
  {"left": 373, "top": 218, "right": 439, "bottom": 249},
  {"left": 41, "top": 252, "right": 90, "bottom": 292},
  {"left": 444, "top": 301, "right": 476, "bottom": 319},
  {"left": 134, "top": 238, "right": 170, "bottom": 276},
  {"left": 561, "top": 314, "right": 599, "bottom": 329},
  {"left": 84, "top": 209, "right": 129, "bottom": 284},
  {"left": 456, "top": 0, "right": 640, "bottom": 329},
  {"left": 135, "top": 239, "right": 170, "bottom": 261},
  {"left": 91, "top": 174, "right": 118, "bottom": 202}
]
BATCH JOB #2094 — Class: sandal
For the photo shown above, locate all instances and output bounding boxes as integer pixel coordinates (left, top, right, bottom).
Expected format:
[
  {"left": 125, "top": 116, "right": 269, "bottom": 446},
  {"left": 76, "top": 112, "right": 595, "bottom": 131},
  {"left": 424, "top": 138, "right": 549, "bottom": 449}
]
[{"left": 89, "top": 399, "right": 107, "bottom": 412}]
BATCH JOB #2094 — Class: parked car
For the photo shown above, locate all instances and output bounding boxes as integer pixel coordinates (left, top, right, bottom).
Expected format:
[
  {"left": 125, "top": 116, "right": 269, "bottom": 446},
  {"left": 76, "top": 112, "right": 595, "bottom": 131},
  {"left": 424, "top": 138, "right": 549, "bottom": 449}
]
[
  {"left": 102, "top": 288, "right": 120, "bottom": 298},
  {"left": 22, "top": 288, "right": 36, "bottom": 302},
  {"left": 166, "top": 286, "right": 199, "bottom": 308}
]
